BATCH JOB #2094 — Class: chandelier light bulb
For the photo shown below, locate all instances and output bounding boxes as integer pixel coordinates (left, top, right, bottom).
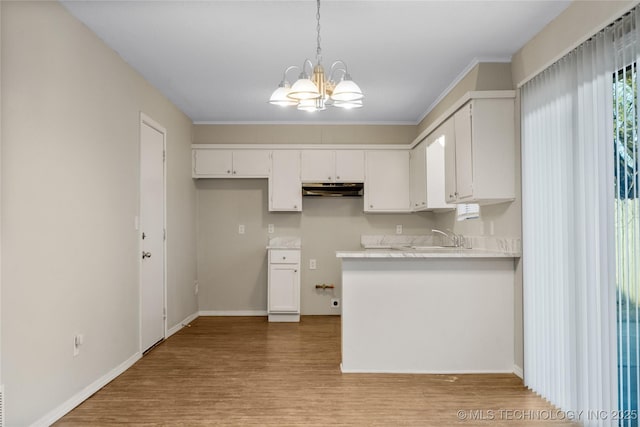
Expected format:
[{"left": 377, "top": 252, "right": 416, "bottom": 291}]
[
  {"left": 331, "top": 76, "right": 364, "bottom": 102},
  {"left": 288, "top": 77, "right": 321, "bottom": 100},
  {"left": 269, "top": 83, "right": 297, "bottom": 106}
]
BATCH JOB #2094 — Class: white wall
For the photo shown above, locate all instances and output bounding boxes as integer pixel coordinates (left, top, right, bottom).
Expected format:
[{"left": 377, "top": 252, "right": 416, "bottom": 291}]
[
  {"left": 196, "top": 179, "right": 436, "bottom": 315},
  {"left": 511, "top": 0, "right": 638, "bottom": 87},
  {"left": 1, "top": 2, "right": 197, "bottom": 425}
]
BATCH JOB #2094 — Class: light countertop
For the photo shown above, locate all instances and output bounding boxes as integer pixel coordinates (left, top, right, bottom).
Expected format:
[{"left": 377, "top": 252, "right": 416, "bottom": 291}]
[
  {"left": 336, "top": 248, "right": 520, "bottom": 259},
  {"left": 267, "top": 236, "right": 301, "bottom": 249}
]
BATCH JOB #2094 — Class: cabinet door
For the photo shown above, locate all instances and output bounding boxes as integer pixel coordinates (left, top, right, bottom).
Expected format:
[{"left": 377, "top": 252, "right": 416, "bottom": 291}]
[
  {"left": 443, "top": 116, "right": 457, "bottom": 203},
  {"left": 409, "top": 142, "right": 427, "bottom": 210},
  {"left": 454, "top": 103, "right": 474, "bottom": 200},
  {"left": 426, "top": 131, "right": 455, "bottom": 211},
  {"left": 232, "top": 150, "right": 271, "bottom": 176},
  {"left": 365, "top": 151, "right": 411, "bottom": 212},
  {"left": 269, "top": 151, "right": 302, "bottom": 211},
  {"left": 193, "top": 149, "right": 233, "bottom": 176},
  {"left": 335, "top": 150, "right": 365, "bottom": 182},
  {"left": 301, "top": 150, "right": 335, "bottom": 182},
  {"left": 269, "top": 265, "right": 300, "bottom": 313}
]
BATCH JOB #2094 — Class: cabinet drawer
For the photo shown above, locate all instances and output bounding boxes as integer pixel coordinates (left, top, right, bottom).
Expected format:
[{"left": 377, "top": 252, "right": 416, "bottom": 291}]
[{"left": 270, "top": 250, "right": 300, "bottom": 264}]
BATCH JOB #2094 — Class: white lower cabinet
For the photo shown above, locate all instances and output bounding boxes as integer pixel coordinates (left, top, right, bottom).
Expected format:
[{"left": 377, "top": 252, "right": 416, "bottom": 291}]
[{"left": 268, "top": 249, "right": 301, "bottom": 322}]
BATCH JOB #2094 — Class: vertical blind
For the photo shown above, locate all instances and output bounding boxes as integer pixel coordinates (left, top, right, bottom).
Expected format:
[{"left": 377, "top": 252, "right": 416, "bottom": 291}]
[{"left": 521, "top": 8, "right": 640, "bottom": 426}]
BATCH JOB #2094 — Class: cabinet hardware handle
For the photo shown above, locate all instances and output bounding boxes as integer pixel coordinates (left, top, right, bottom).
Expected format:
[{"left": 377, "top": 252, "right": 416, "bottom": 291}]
[
  {"left": 227, "top": 170, "right": 231, "bottom": 174},
  {"left": 294, "top": 270, "right": 297, "bottom": 273},
  {"left": 294, "top": 205, "right": 297, "bottom": 209},
  {"left": 282, "top": 256, "right": 286, "bottom": 260},
  {"left": 370, "top": 205, "right": 373, "bottom": 208},
  {"left": 328, "top": 176, "right": 332, "bottom": 180},
  {"left": 233, "top": 170, "right": 236, "bottom": 174},
  {"left": 142, "top": 251, "right": 152, "bottom": 259},
  {"left": 336, "top": 176, "right": 340, "bottom": 179}
]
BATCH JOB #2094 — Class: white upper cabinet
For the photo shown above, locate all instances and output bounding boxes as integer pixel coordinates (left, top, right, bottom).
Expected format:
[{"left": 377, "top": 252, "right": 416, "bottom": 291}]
[
  {"left": 301, "top": 150, "right": 334, "bottom": 182},
  {"left": 426, "top": 118, "right": 456, "bottom": 211},
  {"left": 365, "top": 150, "right": 411, "bottom": 212},
  {"left": 269, "top": 150, "right": 302, "bottom": 212},
  {"left": 301, "top": 150, "right": 365, "bottom": 182},
  {"left": 193, "top": 149, "right": 232, "bottom": 176},
  {"left": 193, "top": 148, "right": 270, "bottom": 178},
  {"left": 445, "top": 98, "right": 515, "bottom": 205},
  {"left": 232, "top": 150, "right": 271, "bottom": 176},
  {"left": 409, "top": 141, "right": 427, "bottom": 211},
  {"left": 335, "top": 150, "right": 365, "bottom": 182}
]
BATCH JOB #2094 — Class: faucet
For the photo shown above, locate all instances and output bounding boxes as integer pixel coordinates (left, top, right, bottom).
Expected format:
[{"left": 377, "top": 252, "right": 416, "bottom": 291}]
[{"left": 431, "top": 229, "right": 462, "bottom": 247}]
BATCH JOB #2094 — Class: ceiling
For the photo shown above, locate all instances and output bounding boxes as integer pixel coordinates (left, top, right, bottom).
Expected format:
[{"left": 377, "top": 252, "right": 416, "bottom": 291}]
[{"left": 61, "top": 0, "right": 571, "bottom": 124}]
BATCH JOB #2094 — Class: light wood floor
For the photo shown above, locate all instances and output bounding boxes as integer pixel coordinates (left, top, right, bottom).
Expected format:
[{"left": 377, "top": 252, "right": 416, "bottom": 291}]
[{"left": 56, "top": 316, "right": 574, "bottom": 426}]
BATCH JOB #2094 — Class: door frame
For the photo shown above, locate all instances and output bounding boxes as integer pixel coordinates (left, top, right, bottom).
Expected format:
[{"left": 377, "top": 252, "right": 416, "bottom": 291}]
[{"left": 138, "top": 112, "right": 168, "bottom": 354}]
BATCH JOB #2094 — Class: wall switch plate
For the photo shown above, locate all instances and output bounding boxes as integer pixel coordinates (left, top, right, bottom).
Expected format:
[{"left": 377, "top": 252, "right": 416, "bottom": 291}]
[
  {"left": 238, "top": 224, "right": 245, "bottom": 234},
  {"left": 396, "top": 224, "right": 403, "bottom": 234},
  {"left": 194, "top": 281, "right": 199, "bottom": 295},
  {"left": 309, "top": 259, "right": 317, "bottom": 270},
  {"left": 330, "top": 298, "right": 340, "bottom": 308},
  {"left": 268, "top": 224, "right": 275, "bottom": 234},
  {"left": 73, "top": 334, "right": 83, "bottom": 357}
]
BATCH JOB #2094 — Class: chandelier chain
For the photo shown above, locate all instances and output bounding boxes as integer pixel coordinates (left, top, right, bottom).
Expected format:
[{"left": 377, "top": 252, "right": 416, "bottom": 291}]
[{"left": 316, "top": 0, "right": 322, "bottom": 58}]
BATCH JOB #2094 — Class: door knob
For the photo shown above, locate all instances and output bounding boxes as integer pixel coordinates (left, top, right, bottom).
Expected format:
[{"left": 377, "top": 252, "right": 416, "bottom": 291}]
[{"left": 142, "top": 251, "right": 152, "bottom": 259}]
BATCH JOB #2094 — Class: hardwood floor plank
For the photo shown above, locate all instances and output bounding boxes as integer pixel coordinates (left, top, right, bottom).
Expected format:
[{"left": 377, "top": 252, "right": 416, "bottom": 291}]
[{"left": 55, "top": 316, "right": 575, "bottom": 426}]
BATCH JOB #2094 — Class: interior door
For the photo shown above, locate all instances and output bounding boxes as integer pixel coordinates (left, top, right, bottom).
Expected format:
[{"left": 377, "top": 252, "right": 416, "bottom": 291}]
[{"left": 140, "top": 115, "right": 166, "bottom": 354}]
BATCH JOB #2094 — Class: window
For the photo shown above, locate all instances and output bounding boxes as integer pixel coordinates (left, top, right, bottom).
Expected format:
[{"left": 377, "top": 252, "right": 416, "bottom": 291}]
[{"left": 614, "top": 62, "right": 640, "bottom": 426}]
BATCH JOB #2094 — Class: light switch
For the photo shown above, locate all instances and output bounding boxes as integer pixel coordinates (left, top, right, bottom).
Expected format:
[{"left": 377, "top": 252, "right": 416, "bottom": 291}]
[
  {"left": 268, "top": 224, "right": 275, "bottom": 234},
  {"left": 396, "top": 225, "right": 403, "bottom": 235},
  {"left": 310, "top": 259, "right": 317, "bottom": 270},
  {"left": 238, "top": 224, "right": 245, "bottom": 234}
]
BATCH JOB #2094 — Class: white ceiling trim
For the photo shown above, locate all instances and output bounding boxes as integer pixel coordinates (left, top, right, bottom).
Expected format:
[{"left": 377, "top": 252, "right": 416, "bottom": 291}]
[
  {"left": 193, "top": 120, "right": 417, "bottom": 126},
  {"left": 414, "top": 56, "right": 512, "bottom": 126}
]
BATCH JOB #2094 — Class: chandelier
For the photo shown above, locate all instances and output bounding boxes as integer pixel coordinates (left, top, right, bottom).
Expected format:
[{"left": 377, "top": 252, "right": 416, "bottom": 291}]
[{"left": 268, "top": 0, "right": 364, "bottom": 111}]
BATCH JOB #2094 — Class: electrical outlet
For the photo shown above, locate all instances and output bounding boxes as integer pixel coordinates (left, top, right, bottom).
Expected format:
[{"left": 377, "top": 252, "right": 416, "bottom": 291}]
[
  {"left": 268, "top": 224, "right": 275, "bottom": 234},
  {"left": 330, "top": 298, "right": 340, "bottom": 308},
  {"left": 194, "top": 281, "right": 199, "bottom": 295},
  {"left": 309, "top": 259, "right": 317, "bottom": 270},
  {"left": 238, "top": 224, "right": 245, "bottom": 234},
  {"left": 396, "top": 224, "right": 403, "bottom": 234}
]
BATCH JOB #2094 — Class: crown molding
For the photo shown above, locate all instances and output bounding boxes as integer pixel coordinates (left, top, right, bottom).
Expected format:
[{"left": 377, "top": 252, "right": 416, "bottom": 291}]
[
  {"left": 193, "top": 120, "right": 416, "bottom": 126},
  {"left": 414, "top": 56, "right": 512, "bottom": 126}
]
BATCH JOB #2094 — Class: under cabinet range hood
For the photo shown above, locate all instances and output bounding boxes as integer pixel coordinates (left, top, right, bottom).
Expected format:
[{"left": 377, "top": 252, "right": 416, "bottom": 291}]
[{"left": 302, "top": 183, "right": 364, "bottom": 197}]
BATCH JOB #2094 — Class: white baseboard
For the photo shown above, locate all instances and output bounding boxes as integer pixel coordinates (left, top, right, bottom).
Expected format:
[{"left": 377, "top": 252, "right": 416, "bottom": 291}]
[
  {"left": 340, "top": 363, "right": 516, "bottom": 374},
  {"left": 199, "top": 310, "right": 267, "bottom": 316},
  {"left": 166, "top": 311, "right": 199, "bottom": 338},
  {"left": 513, "top": 364, "right": 524, "bottom": 379},
  {"left": 30, "top": 352, "right": 141, "bottom": 427}
]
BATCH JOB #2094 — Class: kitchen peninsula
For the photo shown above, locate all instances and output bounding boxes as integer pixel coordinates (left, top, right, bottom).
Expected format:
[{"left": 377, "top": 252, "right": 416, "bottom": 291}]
[{"left": 337, "top": 237, "right": 520, "bottom": 374}]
